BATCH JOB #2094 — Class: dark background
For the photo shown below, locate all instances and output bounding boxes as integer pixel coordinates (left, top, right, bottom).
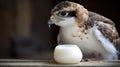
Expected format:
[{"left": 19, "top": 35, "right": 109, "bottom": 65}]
[{"left": 0, "top": 0, "right": 119, "bottom": 59}]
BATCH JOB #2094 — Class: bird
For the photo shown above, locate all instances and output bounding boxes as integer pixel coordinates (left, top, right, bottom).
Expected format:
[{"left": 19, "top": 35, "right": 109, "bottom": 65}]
[{"left": 49, "top": 1, "right": 120, "bottom": 60}]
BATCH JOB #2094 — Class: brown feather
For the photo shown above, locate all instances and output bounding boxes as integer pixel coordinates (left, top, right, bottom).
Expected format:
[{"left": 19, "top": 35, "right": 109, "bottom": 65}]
[
  {"left": 75, "top": 4, "right": 89, "bottom": 27},
  {"left": 87, "top": 11, "right": 120, "bottom": 56}
]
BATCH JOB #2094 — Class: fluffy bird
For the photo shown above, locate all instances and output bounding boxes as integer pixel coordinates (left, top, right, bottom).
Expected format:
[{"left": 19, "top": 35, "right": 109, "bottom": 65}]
[{"left": 50, "top": 1, "right": 120, "bottom": 60}]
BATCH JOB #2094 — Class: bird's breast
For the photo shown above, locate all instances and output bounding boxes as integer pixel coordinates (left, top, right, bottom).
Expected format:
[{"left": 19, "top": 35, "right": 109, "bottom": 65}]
[{"left": 59, "top": 26, "right": 105, "bottom": 54}]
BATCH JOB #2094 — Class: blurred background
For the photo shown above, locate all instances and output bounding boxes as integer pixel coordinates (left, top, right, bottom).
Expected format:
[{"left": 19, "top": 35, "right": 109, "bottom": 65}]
[{"left": 0, "top": 0, "right": 119, "bottom": 60}]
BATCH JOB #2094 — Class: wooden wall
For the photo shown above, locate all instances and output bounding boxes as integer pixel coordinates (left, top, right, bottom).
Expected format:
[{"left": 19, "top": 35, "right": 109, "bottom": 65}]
[{"left": 0, "top": 0, "right": 16, "bottom": 58}]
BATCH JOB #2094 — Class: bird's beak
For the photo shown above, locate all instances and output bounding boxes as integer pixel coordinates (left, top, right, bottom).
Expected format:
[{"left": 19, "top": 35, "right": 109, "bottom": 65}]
[
  {"left": 48, "top": 15, "right": 63, "bottom": 28},
  {"left": 48, "top": 15, "right": 56, "bottom": 28}
]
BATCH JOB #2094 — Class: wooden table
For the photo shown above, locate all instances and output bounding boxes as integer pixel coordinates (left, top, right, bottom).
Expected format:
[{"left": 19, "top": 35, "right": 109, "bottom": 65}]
[{"left": 0, "top": 59, "right": 120, "bottom": 67}]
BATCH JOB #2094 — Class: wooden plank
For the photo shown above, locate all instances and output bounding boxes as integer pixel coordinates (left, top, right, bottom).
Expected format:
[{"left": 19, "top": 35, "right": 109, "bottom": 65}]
[
  {"left": 16, "top": 0, "right": 32, "bottom": 37},
  {"left": 0, "top": 0, "right": 16, "bottom": 58},
  {"left": 0, "top": 59, "right": 120, "bottom": 66}
]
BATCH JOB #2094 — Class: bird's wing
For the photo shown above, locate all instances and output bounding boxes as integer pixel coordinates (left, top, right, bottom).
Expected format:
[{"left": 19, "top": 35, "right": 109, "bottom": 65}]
[
  {"left": 89, "top": 11, "right": 120, "bottom": 53},
  {"left": 89, "top": 11, "right": 115, "bottom": 25}
]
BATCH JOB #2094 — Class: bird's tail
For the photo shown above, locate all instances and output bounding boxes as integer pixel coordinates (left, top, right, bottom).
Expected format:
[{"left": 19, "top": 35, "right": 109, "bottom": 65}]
[{"left": 113, "top": 38, "right": 120, "bottom": 59}]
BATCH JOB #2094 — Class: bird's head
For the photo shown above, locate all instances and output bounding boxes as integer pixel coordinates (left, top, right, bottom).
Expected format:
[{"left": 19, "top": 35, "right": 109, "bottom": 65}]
[{"left": 50, "top": 1, "right": 89, "bottom": 27}]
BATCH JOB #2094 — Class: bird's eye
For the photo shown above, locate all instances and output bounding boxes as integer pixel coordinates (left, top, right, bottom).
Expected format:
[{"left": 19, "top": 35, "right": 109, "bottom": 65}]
[
  {"left": 58, "top": 12, "right": 69, "bottom": 17},
  {"left": 58, "top": 11, "right": 76, "bottom": 17}
]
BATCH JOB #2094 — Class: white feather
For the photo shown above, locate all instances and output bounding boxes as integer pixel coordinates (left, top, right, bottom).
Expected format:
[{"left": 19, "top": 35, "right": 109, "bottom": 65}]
[{"left": 93, "top": 27, "right": 118, "bottom": 59}]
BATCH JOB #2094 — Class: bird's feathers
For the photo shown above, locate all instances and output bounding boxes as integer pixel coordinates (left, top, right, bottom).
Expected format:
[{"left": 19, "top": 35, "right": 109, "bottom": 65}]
[
  {"left": 87, "top": 11, "right": 120, "bottom": 52},
  {"left": 94, "top": 27, "right": 117, "bottom": 54}
]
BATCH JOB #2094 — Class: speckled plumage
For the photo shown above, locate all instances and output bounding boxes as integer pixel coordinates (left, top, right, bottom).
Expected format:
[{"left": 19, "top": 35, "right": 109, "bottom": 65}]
[
  {"left": 50, "top": 1, "right": 120, "bottom": 60},
  {"left": 88, "top": 11, "right": 120, "bottom": 51}
]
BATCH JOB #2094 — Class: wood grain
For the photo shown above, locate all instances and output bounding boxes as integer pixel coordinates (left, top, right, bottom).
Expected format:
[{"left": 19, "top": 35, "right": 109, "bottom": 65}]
[{"left": 0, "top": 59, "right": 120, "bottom": 66}]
